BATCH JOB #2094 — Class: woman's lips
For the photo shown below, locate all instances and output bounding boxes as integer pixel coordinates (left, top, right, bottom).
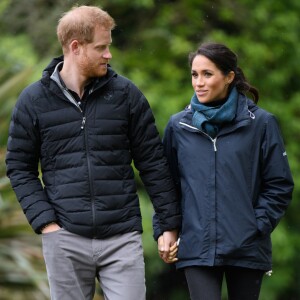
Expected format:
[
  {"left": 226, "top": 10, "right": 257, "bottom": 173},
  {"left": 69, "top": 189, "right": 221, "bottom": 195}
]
[{"left": 196, "top": 90, "right": 208, "bottom": 97}]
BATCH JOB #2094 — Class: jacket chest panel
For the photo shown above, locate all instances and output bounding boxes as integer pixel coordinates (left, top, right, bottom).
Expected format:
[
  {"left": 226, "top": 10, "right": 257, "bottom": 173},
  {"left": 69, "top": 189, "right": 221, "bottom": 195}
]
[
  {"left": 216, "top": 129, "right": 259, "bottom": 167},
  {"left": 37, "top": 96, "right": 130, "bottom": 158},
  {"left": 38, "top": 103, "right": 82, "bottom": 139},
  {"left": 175, "top": 124, "right": 260, "bottom": 185}
]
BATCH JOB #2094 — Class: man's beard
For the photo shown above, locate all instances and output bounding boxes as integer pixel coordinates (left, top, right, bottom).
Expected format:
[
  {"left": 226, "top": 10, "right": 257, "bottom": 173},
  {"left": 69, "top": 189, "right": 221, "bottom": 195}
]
[{"left": 80, "top": 55, "right": 108, "bottom": 78}]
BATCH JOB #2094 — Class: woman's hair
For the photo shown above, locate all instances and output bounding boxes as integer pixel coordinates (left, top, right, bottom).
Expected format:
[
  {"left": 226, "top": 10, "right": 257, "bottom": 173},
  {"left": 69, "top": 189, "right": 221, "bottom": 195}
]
[
  {"left": 57, "top": 5, "right": 116, "bottom": 53},
  {"left": 189, "top": 42, "right": 259, "bottom": 103}
]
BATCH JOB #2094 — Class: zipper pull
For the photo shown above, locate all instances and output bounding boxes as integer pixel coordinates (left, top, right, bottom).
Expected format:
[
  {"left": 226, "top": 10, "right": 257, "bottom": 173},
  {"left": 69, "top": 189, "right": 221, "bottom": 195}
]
[
  {"left": 212, "top": 138, "right": 217, "bottom": 151},
  {"left": 81, "top": 117, "right": 86, "bottom": 130}
]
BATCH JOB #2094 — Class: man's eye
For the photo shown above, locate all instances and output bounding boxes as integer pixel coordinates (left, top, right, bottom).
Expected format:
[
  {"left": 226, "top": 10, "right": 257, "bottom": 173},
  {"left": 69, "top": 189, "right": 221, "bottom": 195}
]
[{"left": 96, "top": 46, "right": 106, "bottom": 51}]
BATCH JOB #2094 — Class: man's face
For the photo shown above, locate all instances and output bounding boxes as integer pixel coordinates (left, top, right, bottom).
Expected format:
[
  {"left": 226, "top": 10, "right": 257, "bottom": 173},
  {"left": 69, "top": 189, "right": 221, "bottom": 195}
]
[{"left": 78, "top": 26, "right": 112, "bottom": 78}]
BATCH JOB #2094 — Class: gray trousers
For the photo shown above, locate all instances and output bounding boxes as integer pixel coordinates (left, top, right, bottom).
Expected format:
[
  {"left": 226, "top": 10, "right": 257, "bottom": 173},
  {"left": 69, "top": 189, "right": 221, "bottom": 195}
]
[{"left": 42, "top": 229, "right": 146, "bottom": 300}]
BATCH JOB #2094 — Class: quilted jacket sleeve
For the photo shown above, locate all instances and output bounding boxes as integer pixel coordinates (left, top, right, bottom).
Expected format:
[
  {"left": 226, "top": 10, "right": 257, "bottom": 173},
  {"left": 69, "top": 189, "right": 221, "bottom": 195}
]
[
  {"left": 128, "top": 83, "right": 181, "bottom": 234},
  {"left": 254, "top": 114, "right": 294, "bottom": 236},
  {"left": 152, "top": 116, "right": 182, "bottom": 240},
  {"left": 6, "top": 84, "right": 57, "bottom": 233}
]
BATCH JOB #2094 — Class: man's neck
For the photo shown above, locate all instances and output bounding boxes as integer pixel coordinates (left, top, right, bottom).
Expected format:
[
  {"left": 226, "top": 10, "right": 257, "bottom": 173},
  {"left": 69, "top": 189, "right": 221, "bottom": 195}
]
[{"left": 59, "top": 64, "right": 89, "bottom": 99}]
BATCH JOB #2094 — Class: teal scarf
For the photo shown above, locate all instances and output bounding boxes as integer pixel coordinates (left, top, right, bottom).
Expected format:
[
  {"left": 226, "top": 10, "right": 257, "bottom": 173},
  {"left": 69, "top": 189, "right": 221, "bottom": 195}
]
[{"left": 191, "top": 87, "right": 238, "bottom": 138}]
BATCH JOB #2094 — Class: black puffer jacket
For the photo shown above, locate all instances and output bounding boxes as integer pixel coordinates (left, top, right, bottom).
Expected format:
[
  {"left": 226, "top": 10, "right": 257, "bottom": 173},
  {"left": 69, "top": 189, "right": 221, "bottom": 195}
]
[{"left": 6, "top": 57, "right": 181, "bottom": 238}]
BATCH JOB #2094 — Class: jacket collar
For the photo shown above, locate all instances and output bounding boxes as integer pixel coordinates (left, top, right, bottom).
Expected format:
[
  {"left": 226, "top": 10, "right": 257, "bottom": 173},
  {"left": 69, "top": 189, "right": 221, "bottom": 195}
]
[
  {"left": 179, "top": 93, "right": 257, "bottom": 136},
  {"left": 41, "top": 55, "right": 117, "bottom": 91}
]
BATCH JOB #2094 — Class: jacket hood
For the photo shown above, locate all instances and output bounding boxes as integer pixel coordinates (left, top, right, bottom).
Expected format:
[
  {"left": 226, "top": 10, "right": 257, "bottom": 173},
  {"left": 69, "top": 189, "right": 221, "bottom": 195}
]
[
  {"left": 43, "top": 55, "right": 64, "bottom": 75},
  {"left": 246, "top": 96, "right": 259, "bottom": 112}
]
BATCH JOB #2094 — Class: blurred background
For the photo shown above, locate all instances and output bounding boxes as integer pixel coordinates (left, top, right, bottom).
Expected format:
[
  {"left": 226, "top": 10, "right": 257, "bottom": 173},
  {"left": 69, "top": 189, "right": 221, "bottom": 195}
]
[{"left": 0, "top": 0, "right": 299, "bottom": 299}]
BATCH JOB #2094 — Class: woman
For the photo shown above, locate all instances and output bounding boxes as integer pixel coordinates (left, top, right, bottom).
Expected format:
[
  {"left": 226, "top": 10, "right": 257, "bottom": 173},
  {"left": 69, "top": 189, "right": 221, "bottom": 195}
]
[{"left": 154, "top": 42, "right": 294, "bottom": 299}]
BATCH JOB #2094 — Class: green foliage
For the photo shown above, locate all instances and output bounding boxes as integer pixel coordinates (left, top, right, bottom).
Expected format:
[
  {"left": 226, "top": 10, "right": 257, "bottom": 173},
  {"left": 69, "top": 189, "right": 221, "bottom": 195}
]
[
  {"left": 1, "top": 0, "right": 300, "bottom": 299},
  {"left": 0, "top": 35, "right": 37, "bottom": 71},
  {"left": 0, "top": 0, "right": 10, "bottom": 13}
]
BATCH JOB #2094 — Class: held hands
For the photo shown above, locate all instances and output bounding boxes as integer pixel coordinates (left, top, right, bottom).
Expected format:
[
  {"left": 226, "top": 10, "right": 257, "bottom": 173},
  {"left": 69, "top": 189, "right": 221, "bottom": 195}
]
[{"left": 158, "top": 230, "right": 179, "bottom": 264}]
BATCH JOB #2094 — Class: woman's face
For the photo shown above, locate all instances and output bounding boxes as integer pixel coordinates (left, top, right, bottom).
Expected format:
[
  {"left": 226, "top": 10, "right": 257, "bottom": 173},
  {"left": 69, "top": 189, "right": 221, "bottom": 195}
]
[{"left": 191, "top": 55, "right": 234, "bottom": 104}]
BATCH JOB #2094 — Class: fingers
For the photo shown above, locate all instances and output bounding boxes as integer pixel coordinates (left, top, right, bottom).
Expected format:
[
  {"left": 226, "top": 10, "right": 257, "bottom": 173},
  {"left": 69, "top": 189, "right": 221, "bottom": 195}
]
[
  {"left": 169, "top": 242, "right": 178, "bottom": 252},
  {"left": 157, "top": 235, "right": 179, "bottom": 264},
  {"left": 169, "top": 246, "right": 178, "bottom": 257},
  {"left": 168, "top": 242, "right": 178, "bottom": 257},
  {"left": 158, "top": 236, "right": 165, "bottom": 259},
  {"left": 158, "top": 235, "right": 164, "bottom": 250},
  {"left": 162, "top": 240, "right": 170, "bottom": 260},
  {"left": 162, "top": 249, "right": 178, "bottom": 264},
  {"left": 161, "top": 230, "right": 178, "bottom": 260},
  {"left": 166, "top": 243, "right": 178, "bottom": 263},
  {"left": 166, "top": 256, "right": 178, "bottom": 263}
]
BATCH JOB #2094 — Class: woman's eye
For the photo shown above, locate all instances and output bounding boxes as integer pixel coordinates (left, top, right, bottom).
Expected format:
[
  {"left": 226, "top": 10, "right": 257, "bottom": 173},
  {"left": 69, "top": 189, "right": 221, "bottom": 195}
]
[{"left": 204, "top": 72, "right": 212, "bottom": 77}]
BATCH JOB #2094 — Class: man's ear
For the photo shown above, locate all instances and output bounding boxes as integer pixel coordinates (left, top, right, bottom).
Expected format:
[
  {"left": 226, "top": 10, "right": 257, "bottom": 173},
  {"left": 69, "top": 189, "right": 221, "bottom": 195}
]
[{"left": 70, "top": 40, "right": 81, "bottom": 55}]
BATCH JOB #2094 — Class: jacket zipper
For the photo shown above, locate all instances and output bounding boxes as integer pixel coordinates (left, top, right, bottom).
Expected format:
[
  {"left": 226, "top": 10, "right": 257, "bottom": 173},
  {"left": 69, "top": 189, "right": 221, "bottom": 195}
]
[
  {"left": 51, "top": 71, "right": 97, "bottom": 232},
  {"left": 61, "top": 87, "right": 87, "bottom": 130},
  {"left": 81, "top": 117, "right": 86, "bottom": 129},
  {"left": 64, "top": 89, "right": 96, "bottom": 234},
  {"left": 180, "top": 120, "right": 218, "bottom": 263},
  {"left": 82, "top": 119, "right": 96, "bottom": 236},
  {"left": 179, "top": 122, "right": 217, "bottom": 151}
]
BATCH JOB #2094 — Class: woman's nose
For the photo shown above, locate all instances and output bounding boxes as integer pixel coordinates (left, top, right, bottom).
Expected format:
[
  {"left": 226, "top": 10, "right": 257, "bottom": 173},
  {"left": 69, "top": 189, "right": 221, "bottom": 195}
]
[{"left": 196, "top": 77, "right": 204, "bottom": 86}]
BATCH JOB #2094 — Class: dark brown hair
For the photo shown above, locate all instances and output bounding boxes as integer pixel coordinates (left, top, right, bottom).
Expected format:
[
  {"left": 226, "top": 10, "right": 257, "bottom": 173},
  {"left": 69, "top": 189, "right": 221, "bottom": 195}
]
[{"left": 189, "top": 42, "right": 259, "bottom": 103}]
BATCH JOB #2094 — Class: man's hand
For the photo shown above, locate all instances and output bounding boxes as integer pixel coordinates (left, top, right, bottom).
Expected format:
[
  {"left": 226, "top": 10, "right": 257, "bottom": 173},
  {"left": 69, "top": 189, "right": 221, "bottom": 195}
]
[
  {"left": 41, "top": 223, "right": 61, "bottom": 234},
  {"left": 158, "top": 230, "right": 179, "bottom": 263}
]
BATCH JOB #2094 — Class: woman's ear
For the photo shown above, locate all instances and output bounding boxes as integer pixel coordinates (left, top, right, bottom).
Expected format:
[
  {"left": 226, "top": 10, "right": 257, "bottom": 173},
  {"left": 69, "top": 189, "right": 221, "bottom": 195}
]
[{"left": 227, "top": 71, "right": 235, "bottom": 85}]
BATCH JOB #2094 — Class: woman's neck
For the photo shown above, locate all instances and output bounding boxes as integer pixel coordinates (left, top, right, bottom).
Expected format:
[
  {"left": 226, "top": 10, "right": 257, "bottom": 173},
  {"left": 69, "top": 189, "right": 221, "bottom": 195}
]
[{"left": 203, "top": 98, "right": 227, "bottom": 107}]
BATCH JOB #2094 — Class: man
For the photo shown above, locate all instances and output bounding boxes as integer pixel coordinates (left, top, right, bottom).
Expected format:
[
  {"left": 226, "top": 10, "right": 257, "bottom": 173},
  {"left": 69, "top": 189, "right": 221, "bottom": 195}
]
[{"left": 6, "top": 5, "right": 180, "bottom": 300}]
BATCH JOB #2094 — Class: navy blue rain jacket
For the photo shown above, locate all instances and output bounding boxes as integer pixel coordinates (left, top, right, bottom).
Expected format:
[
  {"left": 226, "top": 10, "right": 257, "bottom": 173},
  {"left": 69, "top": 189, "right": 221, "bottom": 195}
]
[{"left": 154, "top": 94, "right": 293, "bottom": 271}]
